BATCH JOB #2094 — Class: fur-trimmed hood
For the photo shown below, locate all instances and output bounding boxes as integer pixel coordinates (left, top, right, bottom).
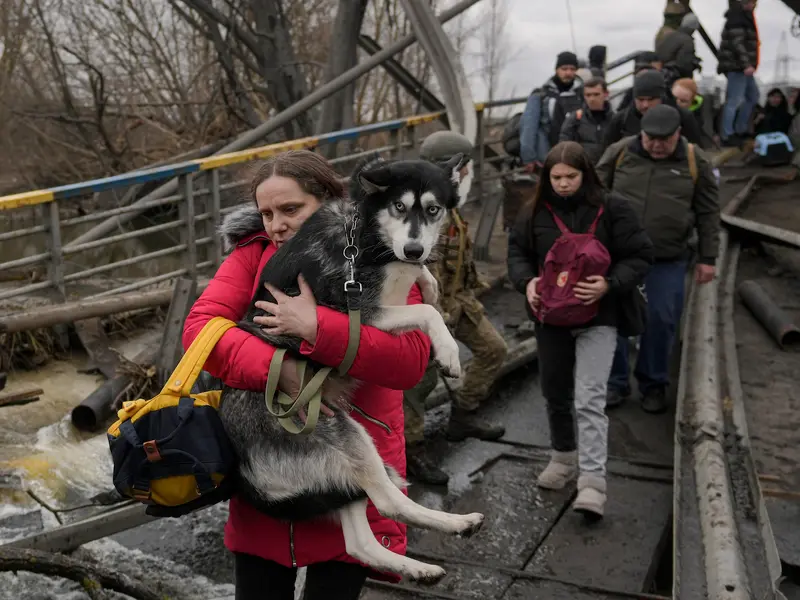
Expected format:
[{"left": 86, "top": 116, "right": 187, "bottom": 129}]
[{"left": 219, "top": 203, "right": 266, "bottom": 252}]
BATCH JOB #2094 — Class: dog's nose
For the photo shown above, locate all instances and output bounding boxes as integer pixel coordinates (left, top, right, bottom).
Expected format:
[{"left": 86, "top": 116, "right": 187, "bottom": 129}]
[{"left": 403, "top": 242, "right": 425, "bottom": 260}]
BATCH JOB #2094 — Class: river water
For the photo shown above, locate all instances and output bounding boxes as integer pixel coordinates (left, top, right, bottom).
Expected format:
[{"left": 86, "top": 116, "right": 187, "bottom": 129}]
[{"left": 0, "top": 325, "right": 240, "bottom": 599}]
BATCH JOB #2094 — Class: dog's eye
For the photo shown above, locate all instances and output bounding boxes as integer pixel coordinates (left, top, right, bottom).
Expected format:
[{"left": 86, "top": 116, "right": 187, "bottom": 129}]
[
  {"left": 427, "top": 206, "right": 441, "bottom": 216},
  {"left": 394, "top": 202, "right": 405, "bottom": 212}
]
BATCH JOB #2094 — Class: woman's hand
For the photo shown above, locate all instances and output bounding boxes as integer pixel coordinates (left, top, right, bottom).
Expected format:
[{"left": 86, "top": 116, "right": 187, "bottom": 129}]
[
  {"left": 278, "top": 356, "right": 335, "bottom": 419},
  {"left": 254, "top": 274, "right": 319, "bottom": 344},
  {"left": 526, "top": 277, "right": 541, "bottom": 309},
  {"left": 574, "top": 275, "right": 609, "bottom": 305}
]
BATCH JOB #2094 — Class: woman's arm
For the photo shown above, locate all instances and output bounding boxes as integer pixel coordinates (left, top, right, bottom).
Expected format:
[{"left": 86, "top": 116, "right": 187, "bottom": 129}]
[
  {"left": 507, "top": 206, "right": 538, "bottom": 294},
  {"left": 182, "top": 246, "right": 282, "bottom": 390},
  {"left": 298, "top": 284, "right": 432, "bottom": 391}
]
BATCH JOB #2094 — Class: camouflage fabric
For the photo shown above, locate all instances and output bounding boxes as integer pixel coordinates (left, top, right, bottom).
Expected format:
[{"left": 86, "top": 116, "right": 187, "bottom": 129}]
[
  {"left": 451, "top": 311, "right": 508, "bottom": 412},
  {"left": 403, "top": 362, "right": 439, "bottom": 444},
  {"left": 434, "top": 209, "right": 491, "bottom": 326}
]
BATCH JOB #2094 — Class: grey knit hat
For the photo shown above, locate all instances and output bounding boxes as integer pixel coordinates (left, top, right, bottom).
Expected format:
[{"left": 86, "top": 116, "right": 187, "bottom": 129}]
[
  {"left": 419, "top": 130, "right": 473, "bottom": 163},
  {"left": 681, "top": 13, "right": 700, "bottom": 31}
]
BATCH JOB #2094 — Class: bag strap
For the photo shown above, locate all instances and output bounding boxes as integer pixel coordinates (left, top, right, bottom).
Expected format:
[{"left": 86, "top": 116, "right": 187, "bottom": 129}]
[
  {"left": 545, "top": 203, "right": 605, "bottom": 236},
  {"left": 687, "top": 143, "right": 698, "bottom": 185},
  {"left": 544, "top": 203, "right": 570, "bottom": 234},
  {"left": 263, "top": 304, "right": 362, "bottom": 436},
  {"left": 587, "top": 205, "right": 605, "bottom": 235},
  {"left": 162, "top": 317, "right": 237, "bottom": 397}
]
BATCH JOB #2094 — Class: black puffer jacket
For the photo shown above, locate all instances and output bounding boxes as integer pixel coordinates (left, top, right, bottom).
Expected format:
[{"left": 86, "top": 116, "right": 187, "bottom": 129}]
[
  {"left": 656, "top": 27, "right": 698, "bottom": 79},
  {"left": 717, "top": 5, "right": 759, "bottom": 75},
  {"left": 507, "top": 190, "right": 654, "bottom": 330},
  {"left": 559, "top": 102, "right": 614, "bottom": 164}
]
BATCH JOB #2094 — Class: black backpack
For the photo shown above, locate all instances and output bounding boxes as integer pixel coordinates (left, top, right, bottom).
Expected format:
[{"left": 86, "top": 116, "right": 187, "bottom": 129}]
[{"left": 503, "top": 112, "right": 523, "bottom": 157}]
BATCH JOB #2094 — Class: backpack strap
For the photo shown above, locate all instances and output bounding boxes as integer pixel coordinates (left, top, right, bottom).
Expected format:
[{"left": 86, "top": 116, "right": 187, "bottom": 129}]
[
  {"left": 162, "top": 317, "right": 237, "bottom": 397},
  {"left": 545, "top": 203, "right": 605, "bottom": 235},
  {"left": 587, "top": 205, "right": 605, "bottom": 235},
  {"left": 615, "top": 146, "right": 626, "bottom": 169},
  {"left": 687, "top": 143, "right": 698, "bottom": 185},
  {"left": 544, "top": 203, "right": 570, "bottom": 234}
]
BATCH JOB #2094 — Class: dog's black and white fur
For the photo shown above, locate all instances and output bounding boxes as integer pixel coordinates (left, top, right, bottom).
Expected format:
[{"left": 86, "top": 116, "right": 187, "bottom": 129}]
[{"left": 218, "top": 155, "right": 483, "bottom": 583}]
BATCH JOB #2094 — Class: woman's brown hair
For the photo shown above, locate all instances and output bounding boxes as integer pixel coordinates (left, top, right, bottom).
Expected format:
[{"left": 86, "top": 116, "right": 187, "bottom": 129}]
[
  {"left": 248, "top": 150, "right": 345, "bottom": 204},
  {"left": 529, "top": 141, "right": 606, "bottom": 213}
]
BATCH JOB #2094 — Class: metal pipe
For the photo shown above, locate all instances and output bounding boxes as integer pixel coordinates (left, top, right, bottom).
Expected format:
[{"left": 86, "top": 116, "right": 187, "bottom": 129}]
[
  {"left": 0, "top": 225, "right": 46, "bottom": 242},
  {"left": 62, "top": 0, "right": 481, "bottom": 251},
  {"left": 738, "top": 280, "right": 800, "bottom": 349},
  {"left": 71, "top": 348, "right": 157, "bottom": 432}
]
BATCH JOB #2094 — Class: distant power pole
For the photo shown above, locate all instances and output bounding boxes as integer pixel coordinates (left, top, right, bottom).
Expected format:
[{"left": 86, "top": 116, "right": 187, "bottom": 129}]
[{"left": 775, "top": 31, "right": 790, "bottom": 88}]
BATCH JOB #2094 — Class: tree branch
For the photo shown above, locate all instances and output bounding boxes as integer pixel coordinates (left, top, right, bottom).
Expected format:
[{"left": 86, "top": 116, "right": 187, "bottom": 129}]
[{"left": 0, "top": 547, "right": 163, "bottom": 600}]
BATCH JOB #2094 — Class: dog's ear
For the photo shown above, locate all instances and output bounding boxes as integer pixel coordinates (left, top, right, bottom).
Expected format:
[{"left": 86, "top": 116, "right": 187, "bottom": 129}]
[{"left": 358, "top": 168, "right": 390, "bottom": 195}]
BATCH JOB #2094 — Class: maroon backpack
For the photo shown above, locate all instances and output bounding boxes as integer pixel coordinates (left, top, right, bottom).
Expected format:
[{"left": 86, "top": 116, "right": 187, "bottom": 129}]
[{"left": 535, "top": 204, "right": 611, "bottom": 327}]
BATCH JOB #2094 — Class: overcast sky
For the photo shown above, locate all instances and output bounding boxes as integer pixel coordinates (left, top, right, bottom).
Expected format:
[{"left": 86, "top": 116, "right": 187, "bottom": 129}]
[{"left": 458, "top": 0, "right": 800, "bottom": 101}]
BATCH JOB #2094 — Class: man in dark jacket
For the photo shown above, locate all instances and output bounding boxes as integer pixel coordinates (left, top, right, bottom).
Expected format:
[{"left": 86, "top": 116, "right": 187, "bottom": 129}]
[
  {"left": 656, "top": 12, "right": 701, "bottom": 84},
  {"left": 520, "top": 51, "right": 584, "bottom": 169},
  {"left": 718, "top": 0, "right": 760, "bottom": 146},
  {"left": 596, "top": 105, "right": 720, "bottom": 413},
  {"left": 559, "top": 77, "right": 614, "bottom": 163},
  {"left": 617, "top": 52, "right": 663, "bottom": 113},
  {"left": 606, "top": 69, "right": 702, "bottom": 147}
]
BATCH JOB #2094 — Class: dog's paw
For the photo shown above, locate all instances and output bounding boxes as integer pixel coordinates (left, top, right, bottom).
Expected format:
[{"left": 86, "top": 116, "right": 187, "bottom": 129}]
[
  {"left": 418, "top": 269, "right": 439, "bottom": 306},
  {"left": 454, "top": 512, "right": 484, "bottom": 538},
  {"left": 433, "top": 333, "right": 461, "bottom": 379},
  {"left": 406, "top": 563, "right": 446, "bottom": 585}
]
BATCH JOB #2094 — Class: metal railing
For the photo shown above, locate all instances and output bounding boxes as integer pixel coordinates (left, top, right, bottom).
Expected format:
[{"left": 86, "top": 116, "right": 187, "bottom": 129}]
[
  {"left": 0, "top": 50, "right": 643, "bottom": 311},
  {"left": 0, "top": 99, "right": 525, "bottom": 307}
]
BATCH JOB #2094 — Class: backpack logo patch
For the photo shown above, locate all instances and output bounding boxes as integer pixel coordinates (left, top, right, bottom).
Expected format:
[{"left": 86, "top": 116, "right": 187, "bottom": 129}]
[{"left": 557, "top": 271, "right": 569, "bottom": 287}]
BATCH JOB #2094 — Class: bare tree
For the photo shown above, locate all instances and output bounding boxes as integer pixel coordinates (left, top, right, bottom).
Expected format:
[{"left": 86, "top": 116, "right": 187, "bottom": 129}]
[
  {"left": 315, "top": 0, "right": 369, "bottom": 157},
  {"left": 475, "top": 0, "right": 511, "bottom": 121}
]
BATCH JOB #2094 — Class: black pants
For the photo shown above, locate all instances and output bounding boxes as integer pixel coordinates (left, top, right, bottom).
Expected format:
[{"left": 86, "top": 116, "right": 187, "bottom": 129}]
[
  {"left": 234, "top": 552, "right": 368, "bottom": 600},
  {"left": 535, "top": 323, "right": 578, "bottom": 453}
]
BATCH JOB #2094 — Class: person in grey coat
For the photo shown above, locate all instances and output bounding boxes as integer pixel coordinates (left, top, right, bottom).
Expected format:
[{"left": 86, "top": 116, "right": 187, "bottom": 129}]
[{"left": 656, "top": 12, "right": 701, "bottom": 83}]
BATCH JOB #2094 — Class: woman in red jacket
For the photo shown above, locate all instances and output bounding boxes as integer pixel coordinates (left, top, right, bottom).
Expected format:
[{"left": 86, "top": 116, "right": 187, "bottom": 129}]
[{"left": 182, "top": 150, "right": 432, "bottom": 600}]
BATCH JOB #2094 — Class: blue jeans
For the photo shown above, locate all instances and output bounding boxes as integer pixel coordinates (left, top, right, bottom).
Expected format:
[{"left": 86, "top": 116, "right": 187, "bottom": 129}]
[
  {"left": 609, "top": 260, "right": 688, "bottom": 395},
  {"left": 722, "top": 72, "right": 760, "bottom": 140}
]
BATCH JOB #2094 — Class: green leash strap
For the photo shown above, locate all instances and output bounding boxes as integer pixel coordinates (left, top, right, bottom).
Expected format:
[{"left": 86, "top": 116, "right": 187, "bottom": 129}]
[{"left": 264, "top": 305, "right": 361, "bottom": 435}]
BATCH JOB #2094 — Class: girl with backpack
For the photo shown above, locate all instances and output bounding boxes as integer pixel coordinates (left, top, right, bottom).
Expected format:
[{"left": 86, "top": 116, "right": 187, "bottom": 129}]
[{"left": 506, "top": 141, "right": 654, "bottom": 519}]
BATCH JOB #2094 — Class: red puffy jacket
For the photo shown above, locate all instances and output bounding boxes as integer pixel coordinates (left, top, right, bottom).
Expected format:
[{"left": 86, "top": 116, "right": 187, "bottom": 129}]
[{"left": 182, "top": 205, "right": 431, "bottom": 581}]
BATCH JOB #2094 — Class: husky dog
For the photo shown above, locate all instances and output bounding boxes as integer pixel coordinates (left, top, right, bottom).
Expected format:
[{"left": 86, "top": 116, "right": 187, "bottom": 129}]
[{"left": 219, "top": 155, "right": 484, "bottom": 583}]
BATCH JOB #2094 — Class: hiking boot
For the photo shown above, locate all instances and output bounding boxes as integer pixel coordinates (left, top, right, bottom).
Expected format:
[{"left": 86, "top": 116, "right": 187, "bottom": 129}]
[
  {"left": 406, "top": 444, "right": 449, "bottom": 486},
  {"left": 446, "top": 407, "right": 505, "bottom": 442},
  {"left": 641, "top": 387, "right": 668, "bottom": 414},
  {"left": 573, "top": 473, "right": 607, "bottom": 520},
  {"left": 605, "top": 387, "right": 630, "bottom": 410},
  {"left": 536, "top": 450, "right": 578, "bottom": 490}
]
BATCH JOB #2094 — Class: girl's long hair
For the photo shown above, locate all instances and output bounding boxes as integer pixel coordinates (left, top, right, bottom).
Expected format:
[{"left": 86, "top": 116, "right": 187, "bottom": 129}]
[{"left": 529, "top": 141, "right": 606, "bottom": 214}]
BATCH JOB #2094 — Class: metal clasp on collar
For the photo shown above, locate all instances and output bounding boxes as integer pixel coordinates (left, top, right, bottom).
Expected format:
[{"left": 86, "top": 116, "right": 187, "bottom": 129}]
[{"left": 343, "top": 213, "right": 361, "bottom": 294}]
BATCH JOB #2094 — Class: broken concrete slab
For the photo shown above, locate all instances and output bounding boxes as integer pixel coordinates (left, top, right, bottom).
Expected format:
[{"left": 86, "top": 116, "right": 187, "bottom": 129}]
[
  {"left": 526, "top": 476, "right": 672, "bottom": 594},
  {"left": 410, "top": 456, "right": 571, "bottom": 569}
]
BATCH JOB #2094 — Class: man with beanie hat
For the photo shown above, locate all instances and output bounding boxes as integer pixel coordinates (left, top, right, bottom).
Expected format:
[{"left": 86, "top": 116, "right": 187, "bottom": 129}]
[
  {"left": 402, "top": 130, "right": 508, "bottom": 486},
  {"left": 656, "top": 12, "right": 702, "bottom": 82},
  {"left": 606, "top": 69, "right": 702, "bottom": 148},
  {"left": 519, "top": 50, "right": 584, "bottom": 169},
  {"left": 596, "top": 104, "right": 720, "bottom": 414},
  {"left": 617, "top": 52, "right": 664, "bottom": 112}
]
